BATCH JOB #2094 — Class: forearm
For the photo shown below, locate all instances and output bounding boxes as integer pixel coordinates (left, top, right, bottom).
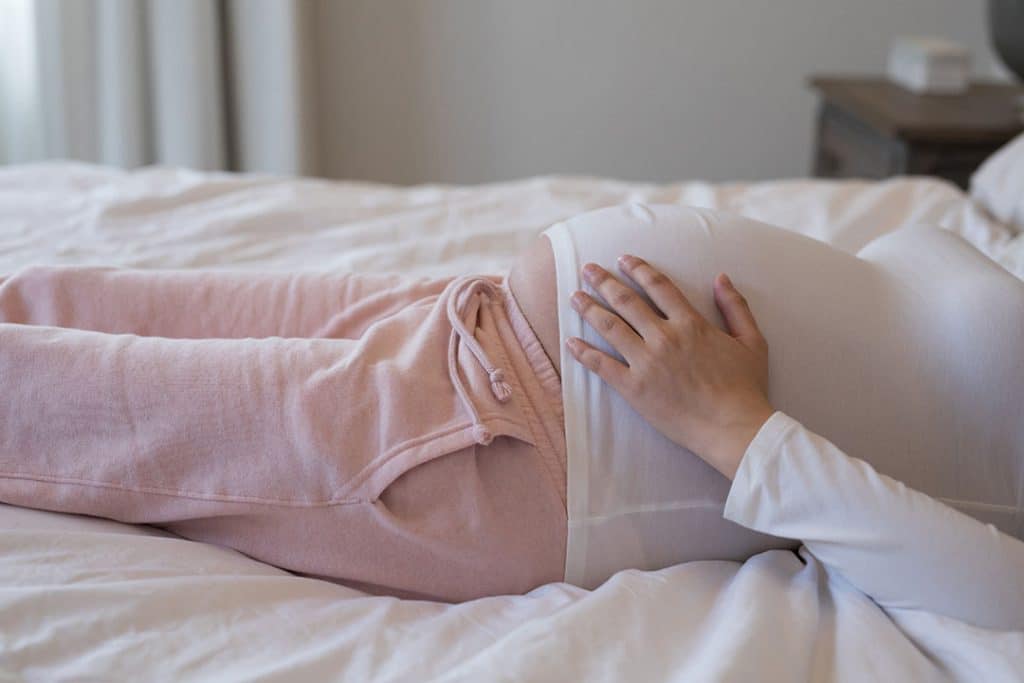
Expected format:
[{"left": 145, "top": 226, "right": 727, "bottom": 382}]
[{"left": 724, "top": 412, "right": 1024, "bottom": 631}]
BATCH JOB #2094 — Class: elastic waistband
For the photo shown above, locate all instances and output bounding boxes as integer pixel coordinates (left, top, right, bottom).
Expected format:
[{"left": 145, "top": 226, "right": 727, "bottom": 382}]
[
  {"left": 501, "top": 283, "right": 564, "bottom": 427},
  {"left": 499, "top": 279, "right": 567, "bottom": 506}
]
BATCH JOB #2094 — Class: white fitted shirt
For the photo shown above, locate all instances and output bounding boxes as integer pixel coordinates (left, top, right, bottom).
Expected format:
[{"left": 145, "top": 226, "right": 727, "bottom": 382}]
[{"left": 544, "top": 203, "right": 1024, "bottom": 590}]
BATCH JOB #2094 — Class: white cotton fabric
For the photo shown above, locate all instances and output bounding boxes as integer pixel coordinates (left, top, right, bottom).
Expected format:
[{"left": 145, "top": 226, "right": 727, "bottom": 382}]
[
  {"left": 726, "top": 411, "right": 1024, "bottom": 632},
  {"left": 971, "top": 131, "right": 1024, "bottom": 233},
  {"left": 2, "top": 164, "right": 1024, "bottom": 681},
  {"left": 546, "top": 203, "right": 1024, "bottom": 590}
]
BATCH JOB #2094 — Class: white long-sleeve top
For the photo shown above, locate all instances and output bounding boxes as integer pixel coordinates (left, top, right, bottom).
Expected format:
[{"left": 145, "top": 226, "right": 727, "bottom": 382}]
[
  {"left": 726, "top": 411, "right": 1024, "bottom": 633},
  {"left": 547, "top": 204, "right": 1024, "bottom": 591}
]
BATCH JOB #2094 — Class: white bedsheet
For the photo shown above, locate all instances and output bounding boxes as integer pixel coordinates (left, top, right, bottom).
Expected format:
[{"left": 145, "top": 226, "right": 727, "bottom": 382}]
[{"left": 0, "top": 163, "right": 1020, "bottom": 682}]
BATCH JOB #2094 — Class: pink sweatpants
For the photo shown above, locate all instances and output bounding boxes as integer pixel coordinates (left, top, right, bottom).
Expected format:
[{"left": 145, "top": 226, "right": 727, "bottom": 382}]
[{"left": 0, "top": 266, "right": 567, "bottom": 602}]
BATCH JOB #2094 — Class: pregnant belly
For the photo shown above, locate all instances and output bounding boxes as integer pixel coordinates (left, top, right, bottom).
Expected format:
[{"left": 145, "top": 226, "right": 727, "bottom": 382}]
[{"left": 507, "top": 234, "right": 561, "bottom": 375}]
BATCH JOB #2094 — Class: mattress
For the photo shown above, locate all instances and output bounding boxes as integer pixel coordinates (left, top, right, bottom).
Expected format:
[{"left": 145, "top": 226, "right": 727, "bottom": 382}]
[{"left": 0, "top": 162, "right": 1021, "bottom": 681}]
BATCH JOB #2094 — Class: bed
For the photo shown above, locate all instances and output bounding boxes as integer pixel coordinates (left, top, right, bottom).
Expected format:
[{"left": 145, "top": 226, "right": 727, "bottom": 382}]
[{"left": 1, "top": 142, "right": 1022, "bottom": 681}]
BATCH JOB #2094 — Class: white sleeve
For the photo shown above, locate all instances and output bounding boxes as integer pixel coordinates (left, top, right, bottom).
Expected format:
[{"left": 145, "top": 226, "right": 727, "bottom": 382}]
[{"left": 723, "top": 411, "right": 1024, "bottom": 631}]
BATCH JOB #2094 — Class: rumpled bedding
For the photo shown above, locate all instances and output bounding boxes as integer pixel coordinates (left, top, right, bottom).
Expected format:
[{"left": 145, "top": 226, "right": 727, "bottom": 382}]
[{"left": 0, "top": 162, "right": 1020, "bottom": 682}]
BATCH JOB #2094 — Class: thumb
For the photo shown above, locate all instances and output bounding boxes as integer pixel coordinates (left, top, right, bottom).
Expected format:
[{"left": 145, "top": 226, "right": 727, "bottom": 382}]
[{"left": 713, "top": 273, "right": 765, "bottom": 350}]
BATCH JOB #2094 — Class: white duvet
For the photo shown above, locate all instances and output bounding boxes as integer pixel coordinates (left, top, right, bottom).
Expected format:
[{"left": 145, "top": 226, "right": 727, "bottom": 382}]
[{"left": 0, "top": 162, "right": 1021, "bottom": 682}]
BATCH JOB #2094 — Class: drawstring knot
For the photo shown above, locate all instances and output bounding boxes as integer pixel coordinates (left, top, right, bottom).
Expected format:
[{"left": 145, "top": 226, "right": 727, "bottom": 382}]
[{"left": 488, "top": 369, "right": 513, "bottom": 402}]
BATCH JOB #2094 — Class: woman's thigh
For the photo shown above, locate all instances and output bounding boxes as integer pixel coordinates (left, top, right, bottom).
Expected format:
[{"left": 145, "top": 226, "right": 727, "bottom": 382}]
[
  {"left": 0, "top": 265, "right": 451, "bottom": 339},
  {"left": 161, "top": 436, "right": 567, "bottom": 603}
]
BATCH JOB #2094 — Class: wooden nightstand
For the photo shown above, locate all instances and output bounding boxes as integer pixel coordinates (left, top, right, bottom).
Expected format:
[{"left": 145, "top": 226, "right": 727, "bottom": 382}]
[{"left": 809, "top": 76, "right": 1024, "bottom": 189}]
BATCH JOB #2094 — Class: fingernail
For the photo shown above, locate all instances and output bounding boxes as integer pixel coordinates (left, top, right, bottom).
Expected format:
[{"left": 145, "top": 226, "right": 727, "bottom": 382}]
[
  {"left": 571, "top": 291, "right": 587, "bottom": 310},
  {"left": 721, "top": 273, "right": 733, "bottom": 287},
  {"left": 582, "top": 263, "right": 600, "bottom": 282},
  {"left": 566, "top": 337, "right": 581, "bottom": 353},
  {"left": 618, "top": 254, "right": 636, "bottom": 269}
]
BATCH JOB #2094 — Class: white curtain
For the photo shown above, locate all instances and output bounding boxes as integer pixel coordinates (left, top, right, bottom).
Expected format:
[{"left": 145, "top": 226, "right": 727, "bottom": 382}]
[{"left": 0, "top": 0, "right": 320, "bottom": 176}]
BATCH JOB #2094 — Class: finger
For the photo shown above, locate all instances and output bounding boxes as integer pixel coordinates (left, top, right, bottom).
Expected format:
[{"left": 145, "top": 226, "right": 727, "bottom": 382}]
[
  {"left": 713, "top": 273, "right": 766, "bottom": 349},
  {"left": 617, "top": 255, "right": 703, "bottom": 323},
  {"left": 565, "top": 336, "right": 631, "bottom": 392},
  {"left": 582, "top": 263, "right": 663, "bottom": 337},
  {"left": 571, "top": 290, "right": 644, "bottom": 360}
]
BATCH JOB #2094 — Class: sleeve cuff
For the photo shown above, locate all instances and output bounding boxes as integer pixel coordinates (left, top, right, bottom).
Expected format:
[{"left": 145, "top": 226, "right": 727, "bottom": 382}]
[{"left": 723, "top": 411, "right": 798, "bottom": 525}]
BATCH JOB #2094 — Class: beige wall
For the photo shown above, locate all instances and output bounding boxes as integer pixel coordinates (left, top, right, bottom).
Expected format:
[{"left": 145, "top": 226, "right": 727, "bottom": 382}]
[{"left": 312, "top": 1, "right": 1005, "bottom": 185}]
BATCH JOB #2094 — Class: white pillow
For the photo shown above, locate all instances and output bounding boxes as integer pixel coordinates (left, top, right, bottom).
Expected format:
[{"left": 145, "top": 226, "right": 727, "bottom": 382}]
[{"left": 970, "top": 131, "right": 1024, "bottom": 232}]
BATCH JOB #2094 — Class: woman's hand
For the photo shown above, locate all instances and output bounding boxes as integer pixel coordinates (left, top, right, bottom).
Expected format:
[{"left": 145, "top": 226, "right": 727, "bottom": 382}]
[{"left": 566, "top": 255, "right": 773, "bottom": 480}]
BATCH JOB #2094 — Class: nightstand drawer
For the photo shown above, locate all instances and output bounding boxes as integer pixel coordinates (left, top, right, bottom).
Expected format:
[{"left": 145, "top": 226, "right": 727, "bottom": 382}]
[{"left": 814, "top": 104, "right": 895, "bottom": 180}]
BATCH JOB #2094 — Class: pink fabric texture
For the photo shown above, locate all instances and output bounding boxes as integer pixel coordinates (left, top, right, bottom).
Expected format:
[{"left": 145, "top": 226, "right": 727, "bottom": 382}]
[{"left": 0, "top": 266, "right": 567, "bottom": 602}]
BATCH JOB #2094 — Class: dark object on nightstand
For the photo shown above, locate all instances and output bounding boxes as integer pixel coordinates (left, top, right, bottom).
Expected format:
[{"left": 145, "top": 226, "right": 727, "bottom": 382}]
[{"left": 809, "top": 76, "right": 1024, "bottom": 189}]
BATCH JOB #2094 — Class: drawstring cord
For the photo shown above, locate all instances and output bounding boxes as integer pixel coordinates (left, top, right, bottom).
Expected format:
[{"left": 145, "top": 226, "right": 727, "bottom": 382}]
[{"left": 446, "top": 277, "right": 513, "bottom": 444}]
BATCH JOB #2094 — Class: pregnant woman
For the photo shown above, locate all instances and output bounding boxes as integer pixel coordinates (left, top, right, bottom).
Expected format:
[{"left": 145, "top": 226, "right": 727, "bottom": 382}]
[{"left": 0, "top": 205, "right": 1021, "bottom": 618}]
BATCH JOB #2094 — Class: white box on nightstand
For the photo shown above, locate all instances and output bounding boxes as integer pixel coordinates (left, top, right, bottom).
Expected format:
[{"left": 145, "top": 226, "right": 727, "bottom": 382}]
[{"left": 887, "top": 36, "right": 971, "bottom": 94}]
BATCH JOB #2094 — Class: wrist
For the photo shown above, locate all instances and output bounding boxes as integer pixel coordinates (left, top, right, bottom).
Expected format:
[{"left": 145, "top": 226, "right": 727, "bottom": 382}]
[{"left": 693, "top": 402, "right": 775, "bottom": 480}]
